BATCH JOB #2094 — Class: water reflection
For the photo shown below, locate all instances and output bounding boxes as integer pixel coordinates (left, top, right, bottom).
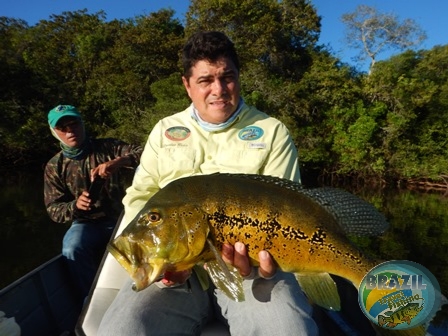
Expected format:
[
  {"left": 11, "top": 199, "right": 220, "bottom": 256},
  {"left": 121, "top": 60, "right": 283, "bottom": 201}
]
[
  {"left": 0, "top": 170, "right": 69, "bottom": 288},
  {"left": 1, "top": 170, "right": 447, "bottom": 300},
  {"left": 344, "top": 187, "right": 448, "bottom": 298},
  {"left": 342, "top": 187, "right": 448, "bottom": 331}
]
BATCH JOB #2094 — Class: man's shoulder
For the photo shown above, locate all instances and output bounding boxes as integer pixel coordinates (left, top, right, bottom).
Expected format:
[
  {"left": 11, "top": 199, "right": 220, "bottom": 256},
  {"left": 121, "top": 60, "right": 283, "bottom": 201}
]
[
  {"left": 46, "top": 151, "right": 63, "bottom": 165},
  {"left": 160, "top": 108, "right": 191, "bottom": 122},
  {"left": 242, "top": 104, "right": 283, "bottom": 125},
  {"left": 156, "top": 108, "right": 192, "bottom": 129}
]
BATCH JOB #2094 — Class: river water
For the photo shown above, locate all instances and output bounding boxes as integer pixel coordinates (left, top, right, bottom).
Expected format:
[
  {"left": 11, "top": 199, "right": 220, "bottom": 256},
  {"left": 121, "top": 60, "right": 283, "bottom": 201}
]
[
  {"left": 1, "top": 170, "right": 447, "bottom": 301},
  {"left": 0, "top": 170, "right": 69, "bottom": 289}
]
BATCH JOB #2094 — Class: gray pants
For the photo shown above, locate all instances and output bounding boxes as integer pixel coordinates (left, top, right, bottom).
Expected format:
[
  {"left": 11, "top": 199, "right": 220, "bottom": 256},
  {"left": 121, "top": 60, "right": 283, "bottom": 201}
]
[{"left": 97, "top": 271, "right": 318, "bottom": 336}]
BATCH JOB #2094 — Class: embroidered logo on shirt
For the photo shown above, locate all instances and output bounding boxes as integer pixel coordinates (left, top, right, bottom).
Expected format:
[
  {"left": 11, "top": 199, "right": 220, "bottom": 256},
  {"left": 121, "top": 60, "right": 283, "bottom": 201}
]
[
  {"left": 238, "top": 126, "right": 264, "bottom": 141},
  {"left": 165, "top": 126, "right": 191, "bottom": 141}
]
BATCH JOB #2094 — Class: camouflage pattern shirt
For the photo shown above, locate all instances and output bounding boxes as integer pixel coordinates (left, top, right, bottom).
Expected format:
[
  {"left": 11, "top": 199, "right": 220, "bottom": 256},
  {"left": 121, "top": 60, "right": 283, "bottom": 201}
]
[{"left": 44, "top": 138, "right": 142, "bottom": 224}]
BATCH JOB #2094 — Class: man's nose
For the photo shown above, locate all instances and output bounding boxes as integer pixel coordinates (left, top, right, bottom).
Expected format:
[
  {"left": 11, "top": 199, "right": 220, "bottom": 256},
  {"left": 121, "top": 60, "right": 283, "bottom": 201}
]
[{"left": 212, "top": 79, "right": 227, "bottom": 95}]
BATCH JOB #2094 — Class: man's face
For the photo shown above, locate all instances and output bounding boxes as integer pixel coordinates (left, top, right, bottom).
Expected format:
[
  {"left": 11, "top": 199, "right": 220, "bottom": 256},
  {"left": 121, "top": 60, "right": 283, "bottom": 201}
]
[
  {"left": 182, "top": 56, "right": 240, "bottom": 124},
  {"left": 53, "top": 117, "right": 85, "bottom": 148}
]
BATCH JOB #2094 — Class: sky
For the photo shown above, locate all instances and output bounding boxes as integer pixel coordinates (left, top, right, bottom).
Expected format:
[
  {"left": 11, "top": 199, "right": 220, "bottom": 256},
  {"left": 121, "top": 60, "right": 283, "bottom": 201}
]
[{"left": 1, "top": 0, "right": 447, "bottom": 71}]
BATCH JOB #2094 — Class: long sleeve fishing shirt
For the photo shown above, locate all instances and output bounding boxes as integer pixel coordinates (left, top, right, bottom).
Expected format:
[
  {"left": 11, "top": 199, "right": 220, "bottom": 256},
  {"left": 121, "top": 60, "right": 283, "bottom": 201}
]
[
  {"left": 122, "top": 102, "right": 301, "bottom": 227},
  {"left": 44, "top": 138, "right": 142, "bottom": 224}
]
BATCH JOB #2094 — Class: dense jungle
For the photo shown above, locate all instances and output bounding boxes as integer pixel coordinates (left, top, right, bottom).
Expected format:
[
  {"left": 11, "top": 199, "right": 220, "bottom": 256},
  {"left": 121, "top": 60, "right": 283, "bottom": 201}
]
[{"left": 1, "top": 0, "right": 447, "bottom": 189}]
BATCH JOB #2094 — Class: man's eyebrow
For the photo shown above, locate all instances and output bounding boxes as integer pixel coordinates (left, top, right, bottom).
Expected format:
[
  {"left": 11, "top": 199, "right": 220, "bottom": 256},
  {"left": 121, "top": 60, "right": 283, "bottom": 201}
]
[
  {"left": 221, "top": 69, "right": 237, "bottom": 76},
  {"left": 196, "top": 74, "right": 214, "bottom": 81},
  {"left": 197, "top": 69, "right": 237, "bottom": 81}
]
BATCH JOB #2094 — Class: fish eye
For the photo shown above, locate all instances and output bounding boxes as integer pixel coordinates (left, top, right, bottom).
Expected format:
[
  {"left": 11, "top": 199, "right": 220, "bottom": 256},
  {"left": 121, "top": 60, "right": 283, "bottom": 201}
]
[
  {"left": 147, "top": 212, "right": 161, "bottom": 222},
  {"left": 137, "top": 211, "right": 162, "bottom": 226}
]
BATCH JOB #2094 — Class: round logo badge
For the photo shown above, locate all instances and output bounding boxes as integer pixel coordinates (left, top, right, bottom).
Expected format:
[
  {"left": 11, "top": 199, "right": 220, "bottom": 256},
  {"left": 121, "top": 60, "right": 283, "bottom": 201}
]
[
  {"left": 165, "top": 126, "right": 191, "bottom": 141},
  {"left": 358, "top": 260, "right": 441, "bottom": 331},
  {"left": 238, "top": 126, "right": 264, "bottom": 141}
]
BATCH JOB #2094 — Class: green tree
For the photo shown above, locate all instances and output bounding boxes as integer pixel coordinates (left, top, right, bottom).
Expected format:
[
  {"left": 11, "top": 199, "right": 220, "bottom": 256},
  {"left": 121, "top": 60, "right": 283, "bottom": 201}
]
[
  {"left": 84, "top": 9, "right": 185, "bottom": 143},
  {"left": 22, "top": 10, "right": 110, "bottom": 103},
  {"left": 365, "top": 45, "right": 448, "bottom": 180},
  {"left": 0, "top": 17, "right": 50, "bottom": 165},
  {"left": 291, "top": 50, "right": 364, "bottom": 175},
  {"left": 342, "top": 5, "right": 426, "bottom": 73}
]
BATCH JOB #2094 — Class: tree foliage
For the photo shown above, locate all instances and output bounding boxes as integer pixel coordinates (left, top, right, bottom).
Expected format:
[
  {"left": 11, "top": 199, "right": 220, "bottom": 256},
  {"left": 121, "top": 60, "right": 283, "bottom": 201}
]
[
  {"left": 365, "top": 46, "right": 448, "bottom": 179},
  {"left": 0, "top": 2, "right": 446, "bottom": 186}
]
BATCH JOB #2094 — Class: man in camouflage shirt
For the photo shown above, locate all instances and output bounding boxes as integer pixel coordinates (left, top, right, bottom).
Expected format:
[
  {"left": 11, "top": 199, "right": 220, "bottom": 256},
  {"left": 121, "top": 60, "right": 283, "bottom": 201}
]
[{"left": 44, "top": 105, "right": 142, "bottom": 300}]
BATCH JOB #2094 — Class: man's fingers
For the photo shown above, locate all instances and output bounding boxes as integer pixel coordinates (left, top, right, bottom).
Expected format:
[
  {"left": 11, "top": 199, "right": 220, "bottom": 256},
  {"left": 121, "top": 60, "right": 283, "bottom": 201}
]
[
  {"left": 221, "top": 243, "right": 234, "bottom": 264},
  {"left": 234, "top": 242, "right": 251, "bottom": 277},
  {"left": 220, "top": 243, "right": 277, "bottom": 279},
  {"left": 257, "top": 250, "right": 276, "bottom": 279}
]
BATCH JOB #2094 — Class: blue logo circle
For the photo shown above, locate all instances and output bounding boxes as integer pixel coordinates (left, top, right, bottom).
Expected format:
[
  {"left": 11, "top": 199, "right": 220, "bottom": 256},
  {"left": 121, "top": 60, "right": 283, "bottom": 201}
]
[
  {"left": 358, "top": 260, "right": 441, "bottom": 330},
  {"left": 238, "top": 126, "right": 264, "bottom": 141}
]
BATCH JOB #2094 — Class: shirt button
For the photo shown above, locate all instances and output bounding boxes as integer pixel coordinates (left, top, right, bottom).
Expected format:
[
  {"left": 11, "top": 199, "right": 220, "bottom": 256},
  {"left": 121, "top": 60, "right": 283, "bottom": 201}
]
[{"left": 207, "top": 155, "right": 212, "bottom": 160}]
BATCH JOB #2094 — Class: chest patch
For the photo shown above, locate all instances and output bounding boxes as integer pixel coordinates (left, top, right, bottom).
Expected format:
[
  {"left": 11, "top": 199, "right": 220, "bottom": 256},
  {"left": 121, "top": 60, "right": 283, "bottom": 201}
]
[
  {"left": 165, "top": 126, "right": 191, "bottom": 141},
  {"left": 238, "top": 126, "right": 264, "bottom": 141}
]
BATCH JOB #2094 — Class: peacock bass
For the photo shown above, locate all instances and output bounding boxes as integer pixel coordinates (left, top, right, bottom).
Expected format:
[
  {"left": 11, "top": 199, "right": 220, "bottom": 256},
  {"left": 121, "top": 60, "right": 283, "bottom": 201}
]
[
  {"left": 108, "top": 173, "right": 430, "bottom": 335},
  {"left": 108, "top": 173, "right": 391, "bottom": 309}
]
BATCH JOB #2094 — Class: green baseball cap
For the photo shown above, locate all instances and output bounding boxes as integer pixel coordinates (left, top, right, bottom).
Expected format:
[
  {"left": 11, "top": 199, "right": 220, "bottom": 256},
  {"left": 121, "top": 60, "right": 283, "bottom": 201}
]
[{"left": 48, "top": 105, "right": 81, "bottom": 128}]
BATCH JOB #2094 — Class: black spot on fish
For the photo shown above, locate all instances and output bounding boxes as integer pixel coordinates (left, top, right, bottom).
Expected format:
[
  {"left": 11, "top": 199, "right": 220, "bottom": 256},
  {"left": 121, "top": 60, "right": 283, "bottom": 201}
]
[
  {"left": 345, "top": 252, "right": 362, "bottom": 264},
  {"left": 209, "top": 210, "right": 284, "bottom": 240},
  {"left": 309, "top": 228, "right": 326, "bottom": 246},
  {"left": 327, "top": 244, "right": 336, "bottom": 252},
  {"left": 280, "top": 226, "right": 308, "bottom": 240}
]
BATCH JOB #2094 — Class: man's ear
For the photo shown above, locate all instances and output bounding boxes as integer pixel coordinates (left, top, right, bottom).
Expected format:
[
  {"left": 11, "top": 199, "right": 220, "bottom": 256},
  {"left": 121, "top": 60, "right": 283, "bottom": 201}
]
[{"left": 182, "top": 76, "right": 191, "bottom": 98}]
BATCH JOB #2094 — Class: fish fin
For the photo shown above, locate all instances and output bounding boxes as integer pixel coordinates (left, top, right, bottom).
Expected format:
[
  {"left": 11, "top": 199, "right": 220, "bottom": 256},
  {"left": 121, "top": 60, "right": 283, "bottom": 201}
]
[
  {"left": 204, "top": 238, "right": 245, "bottom": 302},
  {"left": 299, "top": 187, "right": 389, "bottom": 236},
  {"left": 295, "top": 273, "right": 341, "bottom": 311},
  {"left": 193, "top": 265, "right": 209, "bottom": 291},
  {"left": 205, "top": 260, "right": 244, "bottom": 302}
]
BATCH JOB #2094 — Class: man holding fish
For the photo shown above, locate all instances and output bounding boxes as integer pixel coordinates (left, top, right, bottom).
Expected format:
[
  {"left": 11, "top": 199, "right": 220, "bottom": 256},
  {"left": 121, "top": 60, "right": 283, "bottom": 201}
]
[{"left": 98, "top": 31, "right": 318, "bottom": 335}]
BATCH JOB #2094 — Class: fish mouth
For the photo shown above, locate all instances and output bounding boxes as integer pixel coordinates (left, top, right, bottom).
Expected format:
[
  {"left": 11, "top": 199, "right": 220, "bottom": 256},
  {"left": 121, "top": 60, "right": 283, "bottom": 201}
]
[{"left": 107, "top": 237, "right": 166, "bottom": 291}]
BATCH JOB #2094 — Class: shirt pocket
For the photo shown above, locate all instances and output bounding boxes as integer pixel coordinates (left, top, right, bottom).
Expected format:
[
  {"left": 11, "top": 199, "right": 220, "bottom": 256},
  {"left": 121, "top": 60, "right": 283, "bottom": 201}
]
[
  {"left": 216, "top": 148, "right": 268, "bottom": 174},
  {"left": 159, "top": 147, "right": 197, "bottom": 180}
]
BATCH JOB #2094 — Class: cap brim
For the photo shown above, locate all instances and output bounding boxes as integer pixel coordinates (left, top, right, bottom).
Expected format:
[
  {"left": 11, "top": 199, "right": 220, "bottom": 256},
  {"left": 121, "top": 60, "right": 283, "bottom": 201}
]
[{"left": 49, "top": 112, "right": 81, "bottom": 128}]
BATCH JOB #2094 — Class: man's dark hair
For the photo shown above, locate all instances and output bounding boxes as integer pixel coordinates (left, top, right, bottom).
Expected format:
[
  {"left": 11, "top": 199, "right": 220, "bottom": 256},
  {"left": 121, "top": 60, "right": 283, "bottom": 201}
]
[{"left": 182, "top": 31, "right": 240, "bottom": 79}]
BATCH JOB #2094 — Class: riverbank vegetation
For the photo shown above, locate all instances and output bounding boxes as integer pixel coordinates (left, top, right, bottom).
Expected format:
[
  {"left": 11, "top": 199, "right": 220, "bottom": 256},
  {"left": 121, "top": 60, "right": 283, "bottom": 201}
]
[{"left": 1, "top": 0, "right": 447, "bottom": 189}]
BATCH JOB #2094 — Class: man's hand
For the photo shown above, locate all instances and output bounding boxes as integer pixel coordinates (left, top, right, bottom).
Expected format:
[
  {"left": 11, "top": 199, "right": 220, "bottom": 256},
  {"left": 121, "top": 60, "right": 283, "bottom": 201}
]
[
  {"left": 159, "top": 242, "right": 277, "bottom": 288},
  {"left": 221, "top": 242, "right": 277, "bottom": 279},
  {"left": 75, "top": 191, "right": 93, "bottom": 211},
  {"left": 91, "top": 156, "right": 132, "bottom": 180}
]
